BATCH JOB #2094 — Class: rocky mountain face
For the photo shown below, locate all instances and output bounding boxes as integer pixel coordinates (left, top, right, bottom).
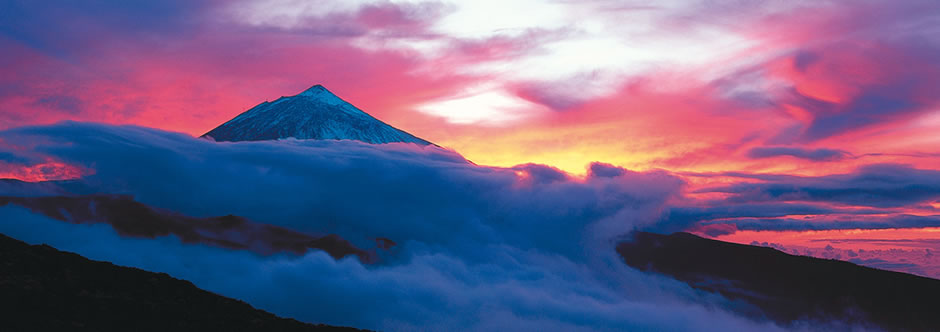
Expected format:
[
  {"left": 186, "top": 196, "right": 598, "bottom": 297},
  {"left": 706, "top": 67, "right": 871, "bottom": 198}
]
[{"left": 202, "top": 85, "right": 432, "bottom": 145}]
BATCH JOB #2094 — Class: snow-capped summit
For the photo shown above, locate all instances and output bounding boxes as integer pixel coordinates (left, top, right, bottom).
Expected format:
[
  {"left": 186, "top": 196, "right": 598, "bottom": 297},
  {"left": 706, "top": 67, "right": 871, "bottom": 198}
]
[
  {"left": 202, "top": 85, "right": 433, "bottom": 145},
  {"left": 296, "top": 84, "right": 346, "bottom": 105}
]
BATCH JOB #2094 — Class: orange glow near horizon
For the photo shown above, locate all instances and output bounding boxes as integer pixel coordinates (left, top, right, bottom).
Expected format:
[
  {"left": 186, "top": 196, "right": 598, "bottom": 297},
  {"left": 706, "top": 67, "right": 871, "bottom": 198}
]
[
  {"left": 708, "top": 228, "right": 940, "bottom": 252},
  {"left": 704, "top": 227, "right": 940, "bottom": 279}
]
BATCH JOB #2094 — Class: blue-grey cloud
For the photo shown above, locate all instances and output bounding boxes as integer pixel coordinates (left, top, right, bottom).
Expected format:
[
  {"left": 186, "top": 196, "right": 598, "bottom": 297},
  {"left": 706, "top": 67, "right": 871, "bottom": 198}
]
[
  {"left": 649, "top": 203, "right": 894, "bottom": 235},
  {"left": 0, "top": 122, "right": 783, "bottom": 331},
  {"left": 657, "top": 164, "right": 940, "bottom": 236},
  {"left": 746, "top": 147, "right": 850, "bottom": 162},
  {"left": 0, "top": 194, "right": 377, "bottom": 260},
  {"left": 698, "top": 164, "right": 940, "bottom": 208},
  {"left": 0, "top": 0, "right": 209, "bottom": 59},
  {"left": 700, "top": 215, "right": 940, "bottom": 235}
]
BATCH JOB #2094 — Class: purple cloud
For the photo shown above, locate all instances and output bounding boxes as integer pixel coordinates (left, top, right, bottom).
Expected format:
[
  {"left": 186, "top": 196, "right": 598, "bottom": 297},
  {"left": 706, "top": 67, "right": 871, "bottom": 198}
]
[
  {"left": 746, "top": 146, "right": 850, "bottom": 162},
  {"left": 698, "top": 164, "right": 940, "bottom": 208}
]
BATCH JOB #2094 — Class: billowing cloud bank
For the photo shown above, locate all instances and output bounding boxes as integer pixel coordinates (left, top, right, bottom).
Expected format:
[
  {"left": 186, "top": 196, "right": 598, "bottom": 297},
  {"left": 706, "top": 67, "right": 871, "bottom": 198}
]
[{"left": 0, "top": 122, "right": 788, "bottom": 331}]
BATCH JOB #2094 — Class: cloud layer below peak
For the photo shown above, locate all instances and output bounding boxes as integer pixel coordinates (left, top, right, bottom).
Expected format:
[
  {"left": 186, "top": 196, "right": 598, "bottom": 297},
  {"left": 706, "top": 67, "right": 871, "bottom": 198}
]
[{"left": 0, "top": 122, "right": 787, "bottom": 331}]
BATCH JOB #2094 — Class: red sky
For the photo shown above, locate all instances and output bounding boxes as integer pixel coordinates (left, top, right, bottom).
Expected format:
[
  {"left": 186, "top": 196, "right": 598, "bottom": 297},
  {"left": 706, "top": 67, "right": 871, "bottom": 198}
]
[{"left": 1, "top": 0, "right": 939, "bottom": 276}]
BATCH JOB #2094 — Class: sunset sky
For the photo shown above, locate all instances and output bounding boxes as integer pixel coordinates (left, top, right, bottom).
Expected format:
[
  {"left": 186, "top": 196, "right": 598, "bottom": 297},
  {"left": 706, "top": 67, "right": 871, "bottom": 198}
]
[{"left": 2, "top": 0, "right": 940, "bottom": 279}]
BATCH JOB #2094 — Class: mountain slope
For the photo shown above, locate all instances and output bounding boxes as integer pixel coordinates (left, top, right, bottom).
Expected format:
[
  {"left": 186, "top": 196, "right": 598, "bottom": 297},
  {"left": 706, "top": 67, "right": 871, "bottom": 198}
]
[
  {"left": 202, "top": 85, "right": 432, "bottom": 145},
  {"left": 0, "top": 232, "right": 368, "bottom": 332},
  {"left": 0, "top": 195, "right": 377, "bottom": 261},
  {"left": 618, "top": 231, "right": 940, "bottom": 331}
]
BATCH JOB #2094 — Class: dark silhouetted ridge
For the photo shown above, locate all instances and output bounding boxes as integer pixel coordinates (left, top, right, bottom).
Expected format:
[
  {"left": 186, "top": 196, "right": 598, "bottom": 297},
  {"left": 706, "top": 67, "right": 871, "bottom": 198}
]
[
  {"left": 0, "top": 195, "right": 376, "bottom": 262},
  {"left": 0, "top": 232, "right": 369, "bottom": 332},
  {"left": 617, "top": 231, "right": 940, "bottom": 331}
]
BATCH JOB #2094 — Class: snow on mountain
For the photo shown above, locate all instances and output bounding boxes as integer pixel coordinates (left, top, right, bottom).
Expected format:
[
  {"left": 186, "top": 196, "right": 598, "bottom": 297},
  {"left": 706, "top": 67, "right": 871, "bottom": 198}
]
[{"left": 202, "top": 85, "right": 433, "bottom": 145}]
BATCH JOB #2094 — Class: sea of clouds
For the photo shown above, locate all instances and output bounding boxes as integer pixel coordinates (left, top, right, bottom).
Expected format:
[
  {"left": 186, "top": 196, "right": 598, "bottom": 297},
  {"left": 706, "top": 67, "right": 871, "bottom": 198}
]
[{"left": 0, "top": 122, "right": 794, "bottom": 331}]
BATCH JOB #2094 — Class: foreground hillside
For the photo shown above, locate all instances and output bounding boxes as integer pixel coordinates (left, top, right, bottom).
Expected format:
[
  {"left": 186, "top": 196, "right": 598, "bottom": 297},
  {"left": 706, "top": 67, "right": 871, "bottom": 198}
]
[
  {"left": 618, "top": 232, "right": 940, "bottom": 331},
  {"left": 0, "top": 233, "right": 367, "bottom": 332}
]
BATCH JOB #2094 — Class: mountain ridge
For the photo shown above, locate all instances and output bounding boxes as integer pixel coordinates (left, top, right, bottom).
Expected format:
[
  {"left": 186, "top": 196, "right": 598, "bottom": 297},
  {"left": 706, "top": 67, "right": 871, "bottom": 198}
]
[
  {"left": 0, "top": 231, "right": 369, "bottom": 332},
  {"left": 618, "top": 231, "right": 940, "bottom": 331}
]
